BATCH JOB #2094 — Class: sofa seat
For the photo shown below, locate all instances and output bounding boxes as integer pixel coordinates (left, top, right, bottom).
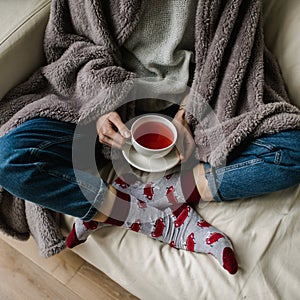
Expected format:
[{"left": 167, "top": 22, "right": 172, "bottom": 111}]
[
  {"left": 64, "top": 178, "right": 300, "bottom": 300},
  {"left": 0, "top": 0, "right": 50, "bottom": 100}
]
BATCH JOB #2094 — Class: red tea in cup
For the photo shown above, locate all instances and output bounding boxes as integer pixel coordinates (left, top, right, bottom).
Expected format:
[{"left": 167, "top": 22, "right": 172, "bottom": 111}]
[
  {"left": 134, "top": 122, "right": 174, "bottom": 149},
  {"left": 131, "top": 115, "right": 177, "bottom": 157}
]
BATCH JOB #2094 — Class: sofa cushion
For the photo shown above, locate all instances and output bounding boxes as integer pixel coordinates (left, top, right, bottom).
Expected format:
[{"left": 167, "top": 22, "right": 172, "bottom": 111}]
[
  {"left": 0, "top": 0, "right": 51, "bottom": 100},
  {"left": 64, "top": 171, "right": 300, "bottom": 300}
]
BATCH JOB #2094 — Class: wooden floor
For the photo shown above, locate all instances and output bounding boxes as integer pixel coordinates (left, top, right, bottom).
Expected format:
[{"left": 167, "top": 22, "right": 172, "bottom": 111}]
[{"left": 0, "top": 232, "right": 139, "bottom": 300}]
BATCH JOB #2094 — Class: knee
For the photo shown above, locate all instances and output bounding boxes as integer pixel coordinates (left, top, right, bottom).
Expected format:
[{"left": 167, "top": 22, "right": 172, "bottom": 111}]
[
  {"left": 0, "top": 134, "right": 12, "bottom": 163},
  {"left": 0, "top": 133, "right": 27, "bottom": 178},
  {"left": 0, "top": 138, "right": 11, "bottom": 187},
  {"left": 0, "top": 133, "right": 39, "bottom": 201}
]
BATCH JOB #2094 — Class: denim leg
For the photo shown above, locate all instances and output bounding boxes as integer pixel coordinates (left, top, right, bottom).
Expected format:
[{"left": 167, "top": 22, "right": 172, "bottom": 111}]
[
  {"left": 0, "top": 118, "right": 108, "bottom": 220},
  {"left": 204, "top": 130, "right": 300, "bottom": 201}
]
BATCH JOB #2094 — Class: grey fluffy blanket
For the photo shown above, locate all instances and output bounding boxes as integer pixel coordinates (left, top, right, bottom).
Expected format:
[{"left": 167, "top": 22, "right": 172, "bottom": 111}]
[{"left": 0, "top": 0, "right": 299, "bottom": 257}]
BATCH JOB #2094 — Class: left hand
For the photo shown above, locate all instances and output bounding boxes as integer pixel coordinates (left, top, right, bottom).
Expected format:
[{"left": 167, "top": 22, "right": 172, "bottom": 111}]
[
  {"left": 173, "top": 105, "right": 195, "bottom": 162},
  {"left": 96, "top": 111, "right": 131, "bottom": 149}
]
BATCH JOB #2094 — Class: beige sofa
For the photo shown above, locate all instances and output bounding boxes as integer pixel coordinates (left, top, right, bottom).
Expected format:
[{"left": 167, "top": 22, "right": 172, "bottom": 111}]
[{"left": 1, "top": 1, "right": 300, "bottom": 299}]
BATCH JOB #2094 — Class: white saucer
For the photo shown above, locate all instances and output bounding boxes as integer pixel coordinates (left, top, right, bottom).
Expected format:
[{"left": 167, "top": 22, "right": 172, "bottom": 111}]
[{"left": 122, "top": 143, "right": 180, "bottom": 173}]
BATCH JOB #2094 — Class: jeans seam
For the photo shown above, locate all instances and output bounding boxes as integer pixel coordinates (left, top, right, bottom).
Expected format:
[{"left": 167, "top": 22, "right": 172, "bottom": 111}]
[
  {"left": 35, "top": 135, "right": 76, "bottom": 150},
  {"left": 251, "top": 139, "right": 283, "bottom": 165},
  {"left": 274, "top": 150, "right": 282, "bottom": 165},
  {"left": 251, "top": 139, "right": 277, "bottom": 151},
  {"left": 215, "top": 158, "right": 262, "bottom": 174},
  {"left": 35, "top": 163, "right": 99, "bottom": 195},
  {"left": 29, "top": 135, "right": 75, "bottom": 160}
]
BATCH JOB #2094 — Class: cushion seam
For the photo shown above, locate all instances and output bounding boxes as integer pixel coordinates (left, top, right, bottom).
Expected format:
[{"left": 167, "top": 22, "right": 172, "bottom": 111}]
[{"left": 0, "top": 1, "right": 50, "bottom": 45}]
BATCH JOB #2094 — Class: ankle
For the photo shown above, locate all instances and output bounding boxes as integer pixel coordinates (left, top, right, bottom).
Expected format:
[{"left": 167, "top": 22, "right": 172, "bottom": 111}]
[
  {"left": 192, "top": 164, "right": 214, "bottom": 201},
  {"left": 93, "top": 185, "right": 117, "bottom": 222}
]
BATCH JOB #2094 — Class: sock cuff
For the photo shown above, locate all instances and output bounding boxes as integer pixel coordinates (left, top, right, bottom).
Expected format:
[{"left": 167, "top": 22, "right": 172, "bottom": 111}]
[
  {"left": 180, "top": 170, "right": 201, "bottom": 204},
  {"left": 116, "top": 189, "right": 131, "bottom": 202}
]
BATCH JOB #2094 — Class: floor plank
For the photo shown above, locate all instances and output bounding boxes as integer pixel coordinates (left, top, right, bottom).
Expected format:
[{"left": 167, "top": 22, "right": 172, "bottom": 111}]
[
  {"left": 0, "top": 232, "right": 84, "bottom": 285},
  {"left": 0, "top": 240, "right": 81, "bottom": 300},
  {"left": 68, "top": 263, "right": 138, "bottom": 300},
  {"left": 0, "top": 233, "right": 139, "bottom": 300}
]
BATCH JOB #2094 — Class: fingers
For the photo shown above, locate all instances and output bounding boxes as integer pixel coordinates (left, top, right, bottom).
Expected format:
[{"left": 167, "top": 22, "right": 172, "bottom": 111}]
[
  {"left": 98, "top": 131, "right": 125, "bottom": 149},
  {"left": 175, "top": 137, "right": 185, "bottom": 161},
  {"left": 108, "top": 112, "right": 131, "bottom": 138},
  {"left": 176, "top": 132, "right": 195, "bottom": 162},
  {"left": 181, "top": 130, "right": 195, "bottom": 162},
  {"left": 173, "top": 115, "right": 195, "bottom": 162},
  {"left": 96, "top": 112, "right": 130, "bottom": 149}
]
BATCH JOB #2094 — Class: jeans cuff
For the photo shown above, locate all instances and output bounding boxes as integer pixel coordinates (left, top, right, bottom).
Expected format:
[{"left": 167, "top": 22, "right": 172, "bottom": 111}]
[
  {"left": 81, "top": 181, "right": 109, "bottom": 221},
  {"left": 203, "top": 163, "right": 224, "bottom": 203},
  {"left": 81, "top": 206, "right": 99, "bottom": 221}
]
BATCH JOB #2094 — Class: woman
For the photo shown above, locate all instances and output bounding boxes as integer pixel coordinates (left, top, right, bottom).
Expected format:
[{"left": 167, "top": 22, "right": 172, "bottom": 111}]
[{"left": 0, "top": 0, "right": 299, "bottom": 275}]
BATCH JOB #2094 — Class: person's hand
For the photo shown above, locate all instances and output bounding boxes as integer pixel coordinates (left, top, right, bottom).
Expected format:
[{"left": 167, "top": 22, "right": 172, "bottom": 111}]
[
  {"left": 96, "top": 112, "right": 131, "bottom": 149},
  {"left": 173, "top": 104, "right": 195, "bottom": 162}
]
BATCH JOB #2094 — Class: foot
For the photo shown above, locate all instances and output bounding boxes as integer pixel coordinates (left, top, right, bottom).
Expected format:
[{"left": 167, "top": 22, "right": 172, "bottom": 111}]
[
  {"left": 66, "top": 219, "right": 110, "bottom": 248},
  {"left": 119, "top": 197, "right": 238, "bottom": 274}
]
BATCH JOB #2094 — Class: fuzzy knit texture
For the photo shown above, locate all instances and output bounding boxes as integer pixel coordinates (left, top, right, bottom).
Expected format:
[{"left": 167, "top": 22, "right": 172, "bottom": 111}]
[
  {"left": 0, "top": 0, "right": 299, "bottom": 257},
  {"left": 121, "top": 0, "right": 198, "bottom": 112}
]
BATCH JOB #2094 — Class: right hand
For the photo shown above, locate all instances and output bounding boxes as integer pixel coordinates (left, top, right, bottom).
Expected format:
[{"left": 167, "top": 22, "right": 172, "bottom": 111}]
[
  {"left": 96, "top": 112, "right": 131, "bottom": 149},
  {"left": 173, "top": 108, "right": 195, "bottom": 162}
]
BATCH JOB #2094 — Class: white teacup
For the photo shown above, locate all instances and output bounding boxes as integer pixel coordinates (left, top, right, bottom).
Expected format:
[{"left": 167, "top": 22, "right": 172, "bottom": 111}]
[{"left": 130, "top": 114, "right": 177, "bottom": 158}]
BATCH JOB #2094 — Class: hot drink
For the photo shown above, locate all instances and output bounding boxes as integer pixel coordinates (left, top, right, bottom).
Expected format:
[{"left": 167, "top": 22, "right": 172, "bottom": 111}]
[
  {"left": 134, "top": 122, "right": 173, "bottom": 149},
  {"left": 131, "top": 114, "right": 177, "bottom": 157}
]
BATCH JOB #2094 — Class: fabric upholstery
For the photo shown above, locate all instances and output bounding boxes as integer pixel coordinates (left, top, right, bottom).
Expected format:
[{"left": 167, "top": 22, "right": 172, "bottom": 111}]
[{"left": 0, "top": 0, "right": 51, "bottom": 100}]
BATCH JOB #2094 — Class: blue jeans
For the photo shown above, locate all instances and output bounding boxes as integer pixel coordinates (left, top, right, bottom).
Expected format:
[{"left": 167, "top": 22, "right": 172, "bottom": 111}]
[
  {"left": 0, "top": 117, "right": 299, "bottom": 220},
  {"left": 204, "top": 130, "right": 300, "bottom": 201},
  {"left": 0, "top": 118, "right": 107, "bottom": 220}
]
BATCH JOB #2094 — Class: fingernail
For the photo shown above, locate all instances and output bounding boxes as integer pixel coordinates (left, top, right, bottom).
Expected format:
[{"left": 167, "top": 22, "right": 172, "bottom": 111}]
[{"left": 123, "top": 131, "right": 130, "bottom": 138}]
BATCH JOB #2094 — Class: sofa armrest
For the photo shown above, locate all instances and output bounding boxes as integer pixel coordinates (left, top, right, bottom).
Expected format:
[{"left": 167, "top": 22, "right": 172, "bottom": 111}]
[
  {"left": 0, "top": 1, "right": 51, "bottom": 100},
  {"left": 263, "top": 0, "right": 300, "bottom": 108}
]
